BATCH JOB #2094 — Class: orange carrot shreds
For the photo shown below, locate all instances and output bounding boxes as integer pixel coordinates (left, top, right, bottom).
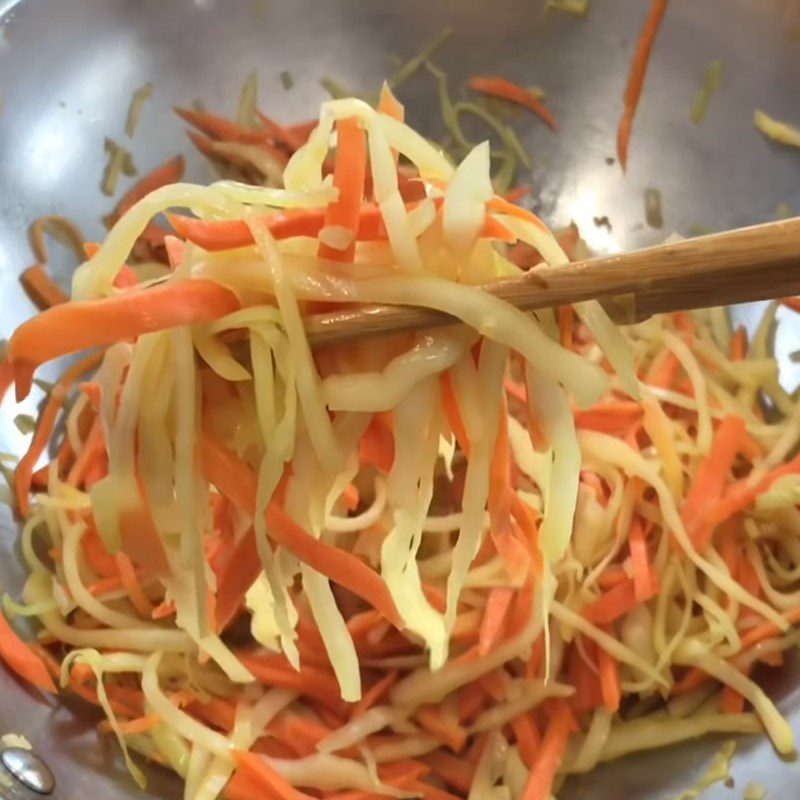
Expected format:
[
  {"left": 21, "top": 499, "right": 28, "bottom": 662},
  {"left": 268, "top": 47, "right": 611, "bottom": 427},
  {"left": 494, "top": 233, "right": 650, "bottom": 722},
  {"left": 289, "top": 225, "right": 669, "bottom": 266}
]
[
  {"left": 574, "top": 401, "right": 643, "bottom": 435},
  {"left": 486, "top": 195, "right": 550, "bottom": 231},
  {"left": 105, "top": 155, "right": 185, "bottom": 226},
  {"left": 233, "top": 750, "right": 315, "bottom": 800},
  {"left": 186, "top": 696, "right": 237, "bottom": 733},
  {"left": 319, "top": 117, "right": 368, "bottom": 263},
  {"left": 670, "top": 667, "right": 709, "bottom": 697},
  {"left": 20, "top": 264, "right": 69, "bottom": 310},
  {"left": 628, "top": 517, "right": 653, "bottom": 602},
  {"left": 358, "top": 412, "right": 395, "bottom": 473},
  {"left": 616, "top": 0, "right": 669, "bottom": 171},
  {"left": 780, "top": 296, "right": 800, "bottom": 315},
  {"left": 8, "top": 280, "right": 240, "bottom": 401},
  {"left": 597, "top": 640, "right": 622, "bottom": 713},
  {"left": 272, "top": 715, "right": 333, "bottom": 757},
  {"left": 175, "top": 107, "right": 272, "bottom": 144},
  {"left": 114, "top": 551, "right": 154, "bottom": 618},
  {"left": 410, "top": 780, "right": 463, "bottom": 800},
  {"left": 377, "top": 82, "right": 405, "bottom": 122},
  {"left": 478, "top": 588, "right": 515, "bottom": 656},
  {"left": 351, "top": 670, "right": 399, "bottom": 718},
  {"left": 14, "top": 351, "right": 104, "bottom": 516},
  {"left": 730, "top": 325, "right": 748, "bottom": 361},
  {"left": 566, "top": 641, "right": 602, "bottom": 715},
  {"left": 558, "top": 306, "right": 574, "bottom": 349},
  {"left": 67, "top": 418, "right": 105, "bottom": 488},
  {"left": 81, "top": 525, "right": 120, "bottom": 578},
  {"left": 645, "top": 349, "right": 680, "bottom": 389},
  {"left": 420, "top": 751, "right": 475, "bottom": 795},
  {"left": 739, "top": 606, "right": 800, "bottom": 653},
  {"left": 202, "top": 435, "right": 402, "bottom": 628},
  {"left": 237, "top": 653, "right": 347, "bottom": 716},
  {"left": 214, "top": 526, "right": 261, "bottom": 632},
  {"left": 720, "top": 683, "right": 746, "bottom": 715},
  {"left": 98, "top": 712, "right": 160, "bottom": 736},
  {"left": 342, "top": 483, "right": 360, "bottom": 512},
  {"left": 511, "top": 713, "right": 541, "bottom": 768},
  {"left": 467, "top": 75, "right": 559, "bottom": 131},
  {"left": 0, "top": 609, "right": 57, "bottom": 693},
  {"left": 581, "top": 571, "right": 659, "bottom": 625},
  {"left": 522, "top": 699, "right": 575, "bottom": 800},
  {"left": 415, "top": 705, "right": 468, "bottom": 752},
  {"left": 681, "top": 414, "right": 747, "bottom": 550},
  {"left": 440, "top": 370, "right": 471, "bottom": 456}
]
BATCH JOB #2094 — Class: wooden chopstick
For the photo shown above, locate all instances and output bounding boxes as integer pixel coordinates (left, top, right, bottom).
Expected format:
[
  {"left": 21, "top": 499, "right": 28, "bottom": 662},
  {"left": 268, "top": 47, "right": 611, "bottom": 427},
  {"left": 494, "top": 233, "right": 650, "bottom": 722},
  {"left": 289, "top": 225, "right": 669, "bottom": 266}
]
[{"left": 304, "top": 217, "right": 800, "bottom": 347}]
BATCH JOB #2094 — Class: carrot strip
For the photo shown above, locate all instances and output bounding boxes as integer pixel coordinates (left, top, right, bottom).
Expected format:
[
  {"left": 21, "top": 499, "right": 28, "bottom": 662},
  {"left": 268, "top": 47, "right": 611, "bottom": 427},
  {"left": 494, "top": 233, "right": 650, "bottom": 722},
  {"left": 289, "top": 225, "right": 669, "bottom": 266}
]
[
  {"left": 511, "top": 713, "right": 541, "bottom": 768},
  {"left": 108, "top": 155, "right": 185, "bottom": 224},
  {"left": 582, "top": 571, "right": 659, "bottom": 624},
  {"left": 415, "top": 706, "right": 468, "bottom": 752},
  {"left": 214, "top": 526, "right": 261, "bottom": 631},
  {"left": 98, "top": 713, "right": 159, "bottom": 735},
  {"left": 410, "top": 780, "right": 463, "bottom": 800},
  {"left": 739, "top": 605, "right": 800, "bottom": 652},
  {"left": 0, "top": 610, "right": 56, "bottom": 692},
  {"left": 522, "top": 699, "right": 574, "bottom": 800},
  {"left": 237, "top": 653, "right": 346, "bottom": 716},
  {"left": 730, "top": 325, "right": 747, "bottom": 361},
  {"left": 558, "top": 306, "right": 574, "bottom": 349},
  {"left": 14, "top": 352, "right": 103, "bottom": 515},
  {"left": 358, "top": 412, "right": 395, "bottom": 473},
  {"left": 646, "top": 350, "right": 680, "bottom": 389},
  {"left": 233, "top": 751, "right": 314, "bottom": 800},
  {"left": 468, "top": 76, "right": 558, "bottom": 131},
  {"left": 574, "top": 401, "right": 642, "bottom": 435},
  {"left": 351, "top": 670, "right": 399, "bottom": 718},
  {"left": 187, "top": 696, "right": 237, "bottom": 732},
  {"left": 780, "top": 296, "right": 800, "bottom": 315},
  {"left": 9, "top": 280, "right": 239, "bottom": 401},
  {"left": 670, "top": 667, "right": 708, "bottom": 696},
  {"left": 114, "top": 551, "right": 154, "bottom": 618},
  {"left": 682, "top": 415, "right": 746, "bottom": 550},
  {"left": 720, "top": 683, "right": 746, "bottom": 714},
  {"left": 67, "top": 418, "right": 105, "bottom": 488},
  {"left": 202, "top": 434, "right": 402, "bottom": 628},
  {"left": 478, "top": 588, "right": 515, "bottom": 656},
  {"left": 420, "top": 751, "right": 474, "bottom": 795},
  {"left": 440, "top": 371, "right": 470, "bottom": 456},
  {"left": 175, "top": 107, "right": 270, "bottom": 144},
  {"left": 597, "top": 643, "right": 621, "bottom": 713},
  {"left": 20, "top": 264, "right": 69, "bottom": 309},
  {"left": 319, "top": 117, "right": 367, "bottom": 263},
  {"left": 628, "top": 517, "right": 652, "bottom": 601},
  {"left": 616, "top": 0, "right": 668, "bottom": 171}
]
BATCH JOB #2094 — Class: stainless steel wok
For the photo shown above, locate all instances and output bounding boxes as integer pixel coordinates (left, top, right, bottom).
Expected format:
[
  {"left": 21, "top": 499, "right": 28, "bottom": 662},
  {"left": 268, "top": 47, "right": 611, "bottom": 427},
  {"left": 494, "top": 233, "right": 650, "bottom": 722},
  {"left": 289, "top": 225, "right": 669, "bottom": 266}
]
[{"left": 1, "top": 0, "right": 800, "bottom": 798}]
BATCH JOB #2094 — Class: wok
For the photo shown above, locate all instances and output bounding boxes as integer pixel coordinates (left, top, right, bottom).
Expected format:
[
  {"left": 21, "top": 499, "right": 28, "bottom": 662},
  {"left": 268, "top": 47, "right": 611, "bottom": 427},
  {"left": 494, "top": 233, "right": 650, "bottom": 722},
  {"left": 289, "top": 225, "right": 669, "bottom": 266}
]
[{"left": 1, "top": 0, "right": 800, "bottom": 798}]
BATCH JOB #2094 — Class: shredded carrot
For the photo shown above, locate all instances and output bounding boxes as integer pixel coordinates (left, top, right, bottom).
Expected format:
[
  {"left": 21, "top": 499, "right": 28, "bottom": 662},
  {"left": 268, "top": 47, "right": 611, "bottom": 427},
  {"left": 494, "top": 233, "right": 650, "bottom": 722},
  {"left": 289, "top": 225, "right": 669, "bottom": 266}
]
[
  {"left": 511, "top": 713, "right": 541, "bottom": 768},
  {"left": 98, "top": 712, "right": 159, "bottom": 735},
  {"left": 351, "top": 670, "right": 399, "bottom": 718},
  {"left": 114, "top": 551, "right": 154, "bottom": 618},
  {"left": 415, "top": 705, "right": 468, "bottom": 752},
  {"left": 233, "top": 750, "right": 314, "bottom": 800},
  {"left": 20, "top": 264, "right": 69, "bottom": 309},
  {"left": 616, "top": 0, "right": 669, "bottom": 171},
  {"left": 67, "top": 418, "right": 105, "bottom": 488},
  {"left": 8, "top": 280, "right": 239, "bottom": 401},
  {"left": 682, "top": 414, "right": 746, "bottom": 550},
  {"left": 319, "top": 117, "right": 367, "bottom": 263},
  {"left": 468, "top": 76, "right": 558, "bottom": 131},
  {"left": 107, "top": 155, "right": 185, "bottom": 225},
  {"left": 478, "top": 587, "right": 515, "bottom": 656},
  {"left": 575, "top": 401, "right": 643, "bottom": 435},
  {"left": 628, "top": 517, "right": 653, "bottom": 601},
  {"left": 14, "top": 352, "right": 103, "bottom": 515},
  {"left": 420, "top": 751, "right": 474, "bottom": 795},
  {"left": 521, "top": 699, "right": 574, "bottom": 800},
  {"left": 410, "top": 780, "right": 463, "bottom": 800},
  {"left": 720, "top": 683, "right": 746, "bottom": 714},
  {"left": 558, "top": 306, "right": 574, "bottom": 349},
  {"left": 440, "top": 371, "right": 471, "bottom": 456},
  {"left": 582, "top": 571, "right": 659, "bottom": 624},
  {"left": 730, "top": 325, "right": 747, "bottom": 361},
  {"left": 358, "top": 412, "right": 395, "bottom": 473},
  {"left": 0, "top": 609, "right": 56, "bottom": 693},
  {"left": 597, "top": 642, "right": 621, "bottom": 713}
]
